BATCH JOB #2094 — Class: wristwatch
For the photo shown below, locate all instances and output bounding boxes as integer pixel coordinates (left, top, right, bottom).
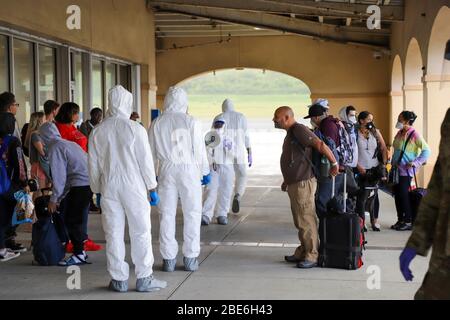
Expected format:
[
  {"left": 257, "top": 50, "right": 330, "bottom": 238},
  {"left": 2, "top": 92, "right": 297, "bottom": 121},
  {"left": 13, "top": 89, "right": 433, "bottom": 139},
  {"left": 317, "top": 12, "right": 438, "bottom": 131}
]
[{"left": 331, "top": 162, "right": 339, "bottom": 167}]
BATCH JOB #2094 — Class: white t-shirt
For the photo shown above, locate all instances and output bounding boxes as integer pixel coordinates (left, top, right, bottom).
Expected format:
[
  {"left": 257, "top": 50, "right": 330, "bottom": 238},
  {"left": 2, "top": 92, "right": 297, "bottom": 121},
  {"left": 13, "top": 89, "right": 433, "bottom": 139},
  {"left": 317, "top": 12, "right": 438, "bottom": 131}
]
[{"left": 357, "top": 130, "right": 380, "bottom": 170}]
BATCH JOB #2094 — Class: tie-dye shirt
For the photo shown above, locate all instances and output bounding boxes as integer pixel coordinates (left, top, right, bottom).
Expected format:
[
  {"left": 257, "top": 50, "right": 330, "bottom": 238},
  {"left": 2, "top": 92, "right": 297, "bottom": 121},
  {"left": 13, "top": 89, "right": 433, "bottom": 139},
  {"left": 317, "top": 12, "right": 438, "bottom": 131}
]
[{"left": 392, "top": 127, "right": 431, "bottom": 177}]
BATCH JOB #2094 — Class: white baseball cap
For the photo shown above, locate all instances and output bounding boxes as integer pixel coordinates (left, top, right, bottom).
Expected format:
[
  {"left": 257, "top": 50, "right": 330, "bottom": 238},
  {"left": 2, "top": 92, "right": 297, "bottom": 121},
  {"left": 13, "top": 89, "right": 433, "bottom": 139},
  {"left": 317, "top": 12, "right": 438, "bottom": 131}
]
[{"left": 311, "top": 98, "right": 330, "bottom": 110}]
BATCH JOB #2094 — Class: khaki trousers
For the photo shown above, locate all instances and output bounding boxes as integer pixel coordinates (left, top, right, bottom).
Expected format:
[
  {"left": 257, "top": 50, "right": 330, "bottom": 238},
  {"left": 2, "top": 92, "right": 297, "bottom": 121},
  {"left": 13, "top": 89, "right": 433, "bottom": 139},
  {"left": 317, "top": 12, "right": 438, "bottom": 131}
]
[{"left": 287, "top": 178, "right": 319, "bottom": 262}]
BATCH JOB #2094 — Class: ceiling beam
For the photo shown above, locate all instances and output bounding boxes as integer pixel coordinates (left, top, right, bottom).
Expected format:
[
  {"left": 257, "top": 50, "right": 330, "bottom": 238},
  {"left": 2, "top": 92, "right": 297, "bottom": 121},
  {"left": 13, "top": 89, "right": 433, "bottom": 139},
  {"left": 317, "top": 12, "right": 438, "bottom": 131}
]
[
  {"left": 148, "top": 1, "right": 390, "bottom": 49},
  {"left": 148, "top": 0, "right": 404, "bottom": 21}
]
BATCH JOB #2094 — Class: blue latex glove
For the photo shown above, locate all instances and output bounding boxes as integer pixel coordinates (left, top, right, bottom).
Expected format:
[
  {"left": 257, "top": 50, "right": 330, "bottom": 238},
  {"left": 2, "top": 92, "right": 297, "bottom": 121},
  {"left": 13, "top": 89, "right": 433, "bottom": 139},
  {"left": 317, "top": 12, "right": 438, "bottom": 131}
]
[
  {"left": 150, "top": 191, "right": 160, "bottom": 206},
  {"left": 400, "top": 247, "right": 417, "bottom": 281},
  {"left": 248, "top": 153, "right": 253, "bottom": 168},
  {"left": 201, "top": 174, "right": 211, "bottom": 186}
]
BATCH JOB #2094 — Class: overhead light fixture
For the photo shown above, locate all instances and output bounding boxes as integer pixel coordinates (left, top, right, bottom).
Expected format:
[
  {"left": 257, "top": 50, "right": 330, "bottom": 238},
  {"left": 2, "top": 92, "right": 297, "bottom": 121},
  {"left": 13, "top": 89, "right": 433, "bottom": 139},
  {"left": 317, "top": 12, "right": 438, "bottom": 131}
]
[
  {"left": 445, "top": 40, "right": 450, "bottom": 61},
  {"left": 253, "top": 27, "right": 261, "bottom": 30}
]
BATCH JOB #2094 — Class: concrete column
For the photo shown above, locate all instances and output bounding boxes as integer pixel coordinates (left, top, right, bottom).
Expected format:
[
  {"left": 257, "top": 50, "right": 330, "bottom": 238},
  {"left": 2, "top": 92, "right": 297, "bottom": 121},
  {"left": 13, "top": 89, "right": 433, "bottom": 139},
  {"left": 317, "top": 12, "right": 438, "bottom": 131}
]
[{"left": 390, "top": 91, "right": 404, "bottom": 142}]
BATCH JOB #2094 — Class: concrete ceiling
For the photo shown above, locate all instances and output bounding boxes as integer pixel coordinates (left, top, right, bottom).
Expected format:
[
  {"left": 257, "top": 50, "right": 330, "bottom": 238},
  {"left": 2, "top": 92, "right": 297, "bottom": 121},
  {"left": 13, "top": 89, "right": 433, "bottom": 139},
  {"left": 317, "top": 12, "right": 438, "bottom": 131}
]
[{"left": 149, "top": 0, "right": 404, "bottom": 50}]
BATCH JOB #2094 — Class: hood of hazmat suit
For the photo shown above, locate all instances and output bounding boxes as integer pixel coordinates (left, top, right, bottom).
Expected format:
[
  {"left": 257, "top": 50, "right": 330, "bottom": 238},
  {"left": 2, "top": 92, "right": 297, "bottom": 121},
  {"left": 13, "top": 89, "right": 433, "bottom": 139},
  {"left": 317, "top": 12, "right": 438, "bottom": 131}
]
[
  {"left": 148, "top": 86, "right": 208, "bottom": 261},
  {"left": 88, "top": 85, "right": 157, "bottom": 281},
  {"left": 222, "top": 99, "right": 235, "bottom": 113},
  {"left": 213, "top": 98, "right": 251, "bottom": 166}
]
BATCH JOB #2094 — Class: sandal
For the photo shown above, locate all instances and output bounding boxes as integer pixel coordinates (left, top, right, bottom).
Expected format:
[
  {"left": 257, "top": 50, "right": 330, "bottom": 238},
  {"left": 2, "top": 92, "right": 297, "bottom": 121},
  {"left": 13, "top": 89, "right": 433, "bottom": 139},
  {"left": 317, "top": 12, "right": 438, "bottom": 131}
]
[{"left": 58, "top": 254, "right": 91, "bottom": 266}]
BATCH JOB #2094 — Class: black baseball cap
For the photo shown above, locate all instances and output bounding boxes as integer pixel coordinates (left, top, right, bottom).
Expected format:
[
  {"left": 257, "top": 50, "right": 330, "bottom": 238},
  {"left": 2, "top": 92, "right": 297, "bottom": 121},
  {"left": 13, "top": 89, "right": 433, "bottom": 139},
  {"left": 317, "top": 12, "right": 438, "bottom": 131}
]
[{"left": 304, "top": 104, "right": 327, "bottom": 119}]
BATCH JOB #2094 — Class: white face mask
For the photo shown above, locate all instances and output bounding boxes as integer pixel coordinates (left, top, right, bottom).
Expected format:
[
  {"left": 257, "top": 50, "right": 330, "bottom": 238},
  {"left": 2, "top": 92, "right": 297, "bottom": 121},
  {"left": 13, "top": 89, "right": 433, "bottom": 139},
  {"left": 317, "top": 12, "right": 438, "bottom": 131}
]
[
  {"left": 395, "top": 122, "right": 404, "bottom": 130},
  {"left": 310, "top": 120, "right": 318, "bottom": 129},
  {"left": 349, "top": 116, "right": 357, "bottom": 125}
]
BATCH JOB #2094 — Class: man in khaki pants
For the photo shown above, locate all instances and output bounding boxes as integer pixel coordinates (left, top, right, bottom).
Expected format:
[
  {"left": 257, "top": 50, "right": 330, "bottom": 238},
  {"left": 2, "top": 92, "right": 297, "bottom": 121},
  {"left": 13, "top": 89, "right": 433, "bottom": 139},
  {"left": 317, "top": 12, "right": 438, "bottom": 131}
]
[{"left": 273, "top": 107, "right": 338, "bottom": 269}]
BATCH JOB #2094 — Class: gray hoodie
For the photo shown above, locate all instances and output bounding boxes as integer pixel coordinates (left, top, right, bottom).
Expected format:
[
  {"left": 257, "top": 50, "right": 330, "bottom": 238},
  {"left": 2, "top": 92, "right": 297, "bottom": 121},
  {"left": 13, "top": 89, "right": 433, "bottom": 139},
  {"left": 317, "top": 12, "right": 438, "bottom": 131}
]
[{"left": 39, "top": 122, "right": 89, "bottom": 203}]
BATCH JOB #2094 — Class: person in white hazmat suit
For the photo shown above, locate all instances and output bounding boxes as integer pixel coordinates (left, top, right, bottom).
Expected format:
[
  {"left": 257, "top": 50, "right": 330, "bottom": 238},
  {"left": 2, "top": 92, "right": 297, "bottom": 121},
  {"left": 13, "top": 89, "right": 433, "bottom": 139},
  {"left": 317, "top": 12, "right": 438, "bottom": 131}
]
[
  {"left": 202, "top": 117, "right": 235, "bottom": 226},
  {"left": 148, "top": 86, "right": 210, "bottom": 273},
  {"left": 213, "top": 99, "right": 252, "bottom": 214},
  {"left": 88, "top": 85, "right": 167, "bottom": 293}
]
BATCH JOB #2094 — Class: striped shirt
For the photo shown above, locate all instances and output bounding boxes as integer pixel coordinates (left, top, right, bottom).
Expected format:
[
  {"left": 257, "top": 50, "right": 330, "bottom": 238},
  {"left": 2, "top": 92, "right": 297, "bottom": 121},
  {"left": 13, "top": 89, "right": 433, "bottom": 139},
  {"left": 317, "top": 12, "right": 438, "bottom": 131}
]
[{"left": 392, "top": 127, "right": 431, "bottom": 177}]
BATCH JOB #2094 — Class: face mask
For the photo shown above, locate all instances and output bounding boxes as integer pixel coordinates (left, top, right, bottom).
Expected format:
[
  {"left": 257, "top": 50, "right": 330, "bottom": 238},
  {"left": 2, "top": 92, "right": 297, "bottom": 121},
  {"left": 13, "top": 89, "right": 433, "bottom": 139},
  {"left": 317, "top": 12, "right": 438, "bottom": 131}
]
[
  {"left": 349, "top": 116, "right": 357, "bottom": 125},
  {"left": 274, "top": 121, "right": 282, "bottom": 129},
  {"left": 395, "top": 122, "right": 404, "bottom": 130},
  {"left": 310, "top": 120, "right": 318, "bottom": 129},
  {"left": 366, "top": 122, "right": 375, "bottom": 130}
]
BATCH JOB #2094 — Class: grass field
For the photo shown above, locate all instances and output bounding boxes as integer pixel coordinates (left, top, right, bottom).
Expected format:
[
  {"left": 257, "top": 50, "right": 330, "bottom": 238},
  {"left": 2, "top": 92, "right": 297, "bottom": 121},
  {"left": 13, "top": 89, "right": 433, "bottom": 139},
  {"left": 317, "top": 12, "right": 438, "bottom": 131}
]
[{"left": 187, "top": 94, "right": 311, "bottom": 119}]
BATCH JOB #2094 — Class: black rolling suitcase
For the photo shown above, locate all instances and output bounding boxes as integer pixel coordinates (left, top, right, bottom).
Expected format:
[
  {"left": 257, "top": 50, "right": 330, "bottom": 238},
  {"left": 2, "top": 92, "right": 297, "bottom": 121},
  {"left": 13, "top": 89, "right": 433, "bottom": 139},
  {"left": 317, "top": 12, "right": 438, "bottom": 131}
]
[
  {"left": 409, "top": 169, "right": 427, "bottom": 224},
  {"left": 318, "top": 174, "right": 365, "bottom": 270}
]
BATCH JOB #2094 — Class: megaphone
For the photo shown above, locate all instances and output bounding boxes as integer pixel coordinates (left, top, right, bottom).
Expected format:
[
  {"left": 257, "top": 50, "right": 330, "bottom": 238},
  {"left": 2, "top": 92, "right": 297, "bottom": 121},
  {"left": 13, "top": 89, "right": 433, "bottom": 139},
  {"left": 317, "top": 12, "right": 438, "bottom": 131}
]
[{"left": 205, "top": 130, "right": 221, "bottom": 149}]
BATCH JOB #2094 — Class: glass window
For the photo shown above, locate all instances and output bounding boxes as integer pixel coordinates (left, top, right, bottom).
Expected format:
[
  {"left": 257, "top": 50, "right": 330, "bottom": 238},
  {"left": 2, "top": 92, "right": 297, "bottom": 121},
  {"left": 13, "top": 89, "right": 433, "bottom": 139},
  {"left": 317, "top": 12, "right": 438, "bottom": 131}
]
[
  {"left": 0, "top": 35, "right": 8, "bottom": 93},
  {"left": 105, "top": 62, "right": 117, "bottom": 111},
  {"left": 71, "top": 51, "right": 83, "bottom": 109},
  {"left": 92, "top": 58, "right": 103, "bottom": 110},
  {"left": 38, "top": 45, "right": 56, "bottom": 110},
  {"left": 119, "top": 65, "right": 130, "bottom": 90},
  {"left": 105, "top": 62, "right": 116, "bottom": 92},
  {"left": 13, "top": 38, "right": 34, "bottom": 129}
]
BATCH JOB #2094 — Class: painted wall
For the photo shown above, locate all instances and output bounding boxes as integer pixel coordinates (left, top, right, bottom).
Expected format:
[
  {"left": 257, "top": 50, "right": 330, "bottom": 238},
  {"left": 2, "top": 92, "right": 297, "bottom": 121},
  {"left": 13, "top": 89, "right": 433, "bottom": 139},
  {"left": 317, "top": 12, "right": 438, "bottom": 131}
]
[
  {"left": 156, "top": 35, "right": 391, "bottom": 137},
  {"left": 0, "top": 0, "right": 157, "bottom": 126}
]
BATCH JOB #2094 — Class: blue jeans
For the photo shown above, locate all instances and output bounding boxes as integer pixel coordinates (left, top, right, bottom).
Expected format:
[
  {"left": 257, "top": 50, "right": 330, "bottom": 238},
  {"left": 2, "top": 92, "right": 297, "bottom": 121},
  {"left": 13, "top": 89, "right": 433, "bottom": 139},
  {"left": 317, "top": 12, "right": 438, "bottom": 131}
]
[{"left": 315, "top": 173, "right": 344, "bottom": 218}]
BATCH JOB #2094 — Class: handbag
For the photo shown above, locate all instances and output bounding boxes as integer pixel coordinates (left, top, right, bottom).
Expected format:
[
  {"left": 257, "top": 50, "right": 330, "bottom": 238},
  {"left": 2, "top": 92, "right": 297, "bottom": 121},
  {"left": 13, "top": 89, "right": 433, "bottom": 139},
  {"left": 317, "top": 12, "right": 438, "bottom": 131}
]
[{"left": 387, "top": 131, "right": 414, "bottom": 187}]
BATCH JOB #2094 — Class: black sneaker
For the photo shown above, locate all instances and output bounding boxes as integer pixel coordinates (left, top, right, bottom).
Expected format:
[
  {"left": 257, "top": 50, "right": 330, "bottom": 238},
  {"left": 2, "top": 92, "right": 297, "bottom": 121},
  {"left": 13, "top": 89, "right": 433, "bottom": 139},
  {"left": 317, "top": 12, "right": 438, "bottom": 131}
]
[
  {"left": 232, "top": 194, "right": 240, "bottom": 214},
  {"left": 390, "top": 221, "right": 403, "bottom": 230},
  {"left": 396, "top": 222, "right": 412, "bottom": 231},
  {"left": 6, "top": 242, "right": 27, "bottom": 253}
]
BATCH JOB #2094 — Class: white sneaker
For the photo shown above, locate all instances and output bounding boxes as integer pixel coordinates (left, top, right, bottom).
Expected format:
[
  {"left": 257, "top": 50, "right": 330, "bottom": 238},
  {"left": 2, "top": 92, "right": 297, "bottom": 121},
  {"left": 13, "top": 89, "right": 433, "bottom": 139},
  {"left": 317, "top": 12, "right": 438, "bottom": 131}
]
[{"left": 0, "top": 249, "right": 20, "bottom": 262}]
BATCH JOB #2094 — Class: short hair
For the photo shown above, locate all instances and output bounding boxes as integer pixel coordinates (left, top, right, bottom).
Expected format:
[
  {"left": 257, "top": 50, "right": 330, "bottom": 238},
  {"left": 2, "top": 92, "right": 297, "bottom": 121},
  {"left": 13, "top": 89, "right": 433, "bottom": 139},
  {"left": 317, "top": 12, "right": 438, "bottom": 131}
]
[
  {"left": 275, "top": 106, "right": 294, "bottom": 118},
  {"left": 400, "top": 111, "right": 418, "bottom": 125},
  {"left": 90, "top": 108, "right": 103, "bottom": 118},
  {"left": 346, "top": 106, "right": 356, "bottom": 116},
  {"left": 43, "top": 100, "right": 60, "bottom": 116},
  {"left": 0, "top": 92, "right": 15, "bottom": 112},
  {"left": 55, "top": 102, "right": 80, "bottom": 124}
]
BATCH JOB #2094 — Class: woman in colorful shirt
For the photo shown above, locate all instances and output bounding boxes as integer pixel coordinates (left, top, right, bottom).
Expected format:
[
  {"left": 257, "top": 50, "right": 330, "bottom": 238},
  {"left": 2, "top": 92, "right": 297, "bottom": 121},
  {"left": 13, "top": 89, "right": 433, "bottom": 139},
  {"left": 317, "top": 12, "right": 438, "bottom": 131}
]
[{"left": 391, "top": 111, "right": 431, "bottom": 231}]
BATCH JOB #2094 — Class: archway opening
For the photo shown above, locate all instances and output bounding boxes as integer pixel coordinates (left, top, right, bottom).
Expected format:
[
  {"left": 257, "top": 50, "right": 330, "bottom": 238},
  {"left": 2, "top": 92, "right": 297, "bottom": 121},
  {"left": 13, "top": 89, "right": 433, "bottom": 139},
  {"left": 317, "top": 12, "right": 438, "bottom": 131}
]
[
  {"left": 404, "top": 38, "right": 424, "bottom": 135},
  {"left": 179, "top": 68, "right": 312, "bottom": 177}
]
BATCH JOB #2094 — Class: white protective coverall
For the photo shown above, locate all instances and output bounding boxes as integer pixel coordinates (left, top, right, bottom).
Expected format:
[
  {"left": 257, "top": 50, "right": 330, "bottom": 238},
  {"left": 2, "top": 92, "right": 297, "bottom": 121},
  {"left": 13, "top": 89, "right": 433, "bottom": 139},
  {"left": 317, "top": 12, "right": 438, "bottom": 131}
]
[
  {"left": 202, "top": 118, "right": 235, "bottom": 220},
  {"left": 213, "top": 99, "right": 251, "bottom": 197},
  {"left": 88, "top": 85, "right": 157, "bottom": 282},
  {"left": 148, "top": 87, "right": 209, "bottom": 260}
]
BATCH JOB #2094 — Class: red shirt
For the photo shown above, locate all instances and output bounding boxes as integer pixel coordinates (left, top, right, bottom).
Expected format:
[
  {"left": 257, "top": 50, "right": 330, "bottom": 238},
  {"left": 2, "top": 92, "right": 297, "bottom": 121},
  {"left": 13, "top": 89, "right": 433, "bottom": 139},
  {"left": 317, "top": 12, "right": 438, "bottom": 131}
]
[{"left": 55, "top": 122, "right": 88, "bottom": 153}]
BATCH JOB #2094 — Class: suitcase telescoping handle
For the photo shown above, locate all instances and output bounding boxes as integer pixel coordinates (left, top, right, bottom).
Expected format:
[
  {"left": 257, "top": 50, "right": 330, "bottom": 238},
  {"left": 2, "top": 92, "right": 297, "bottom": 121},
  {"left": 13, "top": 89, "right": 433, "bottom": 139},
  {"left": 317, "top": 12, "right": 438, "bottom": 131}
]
[{"left": 331, "top": 168, "right": 348, "bottom": 213}]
